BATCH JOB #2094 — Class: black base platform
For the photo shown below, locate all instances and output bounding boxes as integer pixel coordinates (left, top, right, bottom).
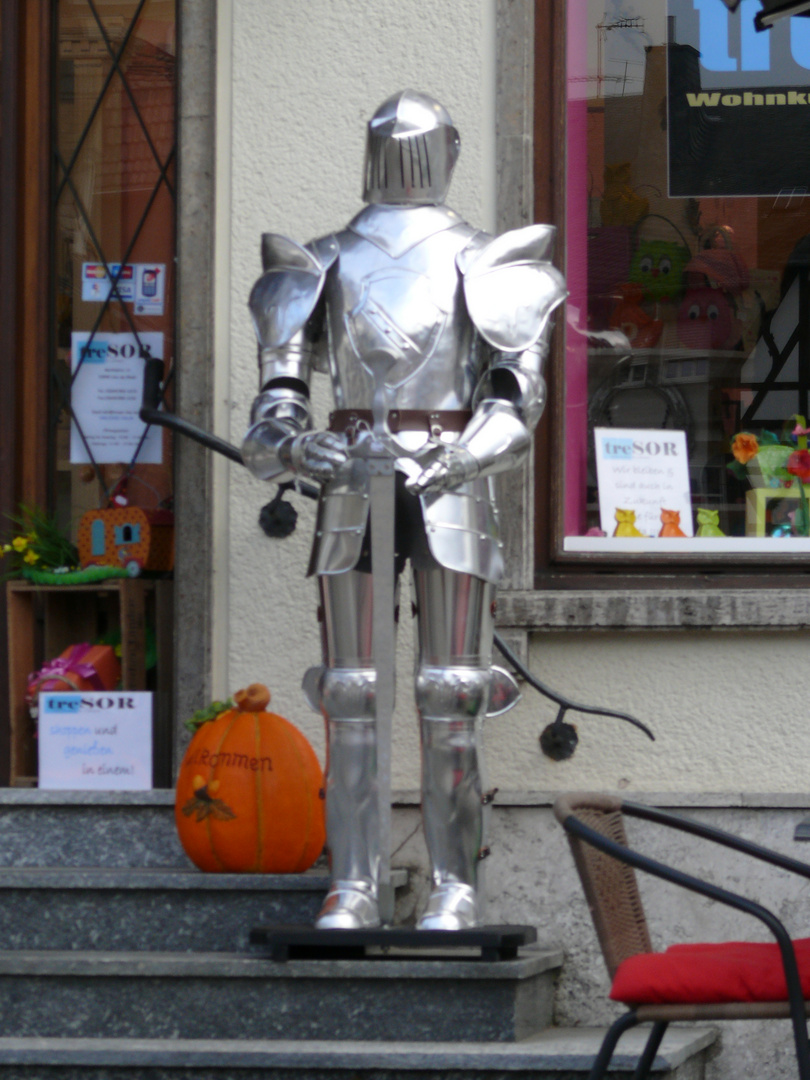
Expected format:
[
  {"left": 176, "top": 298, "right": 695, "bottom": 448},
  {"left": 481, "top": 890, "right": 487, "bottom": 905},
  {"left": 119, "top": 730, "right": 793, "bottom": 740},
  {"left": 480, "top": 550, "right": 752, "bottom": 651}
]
[{"left": 249, "top": 923, "right": 537, "bottom": 962}]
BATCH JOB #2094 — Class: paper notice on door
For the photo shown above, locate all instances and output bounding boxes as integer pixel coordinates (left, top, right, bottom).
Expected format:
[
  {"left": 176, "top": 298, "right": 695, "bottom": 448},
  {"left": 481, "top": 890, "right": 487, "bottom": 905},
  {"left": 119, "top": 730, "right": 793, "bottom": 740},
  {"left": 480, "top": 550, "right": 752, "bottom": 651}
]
[{"left": 70, "top": 332, "right": 163, "bottom": 464}]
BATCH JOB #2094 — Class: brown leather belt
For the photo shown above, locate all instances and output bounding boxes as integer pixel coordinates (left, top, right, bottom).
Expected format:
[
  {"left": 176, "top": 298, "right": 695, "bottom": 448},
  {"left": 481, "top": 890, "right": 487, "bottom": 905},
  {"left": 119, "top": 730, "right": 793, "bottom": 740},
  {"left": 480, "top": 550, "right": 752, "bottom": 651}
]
[{"left": 329, "top": 408, "right": 471, "bottom": 438}]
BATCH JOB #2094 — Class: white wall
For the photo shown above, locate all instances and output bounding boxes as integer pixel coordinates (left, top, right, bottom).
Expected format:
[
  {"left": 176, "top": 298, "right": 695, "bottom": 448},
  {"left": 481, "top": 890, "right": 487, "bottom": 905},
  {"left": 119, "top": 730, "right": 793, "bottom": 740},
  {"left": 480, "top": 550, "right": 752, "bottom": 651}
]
[
  {"left": 490, "top": 629, "right": 810, "bottom": 795},
  {"left": 214, "top": 0, "right": 808, "bottom": 799}
]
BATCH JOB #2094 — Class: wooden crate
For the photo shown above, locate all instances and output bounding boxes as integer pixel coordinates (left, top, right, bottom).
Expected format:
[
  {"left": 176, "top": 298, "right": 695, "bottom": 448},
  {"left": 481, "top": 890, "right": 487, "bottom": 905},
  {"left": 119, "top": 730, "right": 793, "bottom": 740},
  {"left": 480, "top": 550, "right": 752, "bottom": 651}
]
[{"left": 6, "top": 579, "right": 173, "bottom": 787}]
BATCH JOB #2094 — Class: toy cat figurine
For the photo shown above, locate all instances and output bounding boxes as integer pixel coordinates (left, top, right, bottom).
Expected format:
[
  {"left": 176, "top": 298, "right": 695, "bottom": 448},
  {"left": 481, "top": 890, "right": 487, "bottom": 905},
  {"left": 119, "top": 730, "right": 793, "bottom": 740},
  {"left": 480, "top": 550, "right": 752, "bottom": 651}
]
[
  {"left": 659, "top": 509, "right": 686, "bottom": 537},
  {"left": 696, "top": 508, "right": 725, "bottom": 537},
  {"left": 614, "top": 509, "right": 645, "bottom": 537}
]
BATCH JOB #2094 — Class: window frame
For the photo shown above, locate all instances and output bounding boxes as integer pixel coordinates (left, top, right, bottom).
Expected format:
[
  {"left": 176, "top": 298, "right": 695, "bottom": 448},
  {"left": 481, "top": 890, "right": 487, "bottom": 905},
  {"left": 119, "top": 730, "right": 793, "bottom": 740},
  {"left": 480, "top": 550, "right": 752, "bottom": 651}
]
[
  {"left": 529, "top": 2, "right": 810, "bottom": 583},
  {"left": 491, "top": 0, "right": 810, "bottom": 641}
]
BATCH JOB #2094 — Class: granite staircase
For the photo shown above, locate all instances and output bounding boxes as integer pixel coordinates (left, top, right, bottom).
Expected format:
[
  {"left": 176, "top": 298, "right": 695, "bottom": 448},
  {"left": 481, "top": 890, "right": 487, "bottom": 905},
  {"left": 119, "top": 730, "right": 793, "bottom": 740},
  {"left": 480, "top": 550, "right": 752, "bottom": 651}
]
[{"left": 0, "top": 790, "right": 717, "bottom": 1078}]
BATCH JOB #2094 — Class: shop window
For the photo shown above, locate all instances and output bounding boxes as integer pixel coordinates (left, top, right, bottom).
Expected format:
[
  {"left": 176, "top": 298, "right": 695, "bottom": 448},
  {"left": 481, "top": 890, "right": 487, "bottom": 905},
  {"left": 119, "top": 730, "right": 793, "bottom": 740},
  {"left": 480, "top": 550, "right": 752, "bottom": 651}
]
[
  {"left": 562, "top": 0, "right": 810, "bottom": 558},
  {"left": 53, "top": 0, "right": 176, "bottom": 536}
]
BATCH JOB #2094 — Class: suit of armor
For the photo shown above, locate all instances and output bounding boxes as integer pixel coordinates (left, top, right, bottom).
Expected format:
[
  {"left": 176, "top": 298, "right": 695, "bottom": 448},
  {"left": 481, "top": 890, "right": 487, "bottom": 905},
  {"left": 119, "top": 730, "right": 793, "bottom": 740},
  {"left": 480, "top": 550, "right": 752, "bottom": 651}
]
[{"left": 242, "top": 91, "right": 565, "bottom": 930}]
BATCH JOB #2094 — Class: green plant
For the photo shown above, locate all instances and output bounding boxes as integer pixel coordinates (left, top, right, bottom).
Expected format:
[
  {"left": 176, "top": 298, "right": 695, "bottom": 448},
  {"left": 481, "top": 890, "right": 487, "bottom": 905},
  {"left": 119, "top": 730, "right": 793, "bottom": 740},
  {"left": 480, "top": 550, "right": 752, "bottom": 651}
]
[
  {"left": 728, "top": 415, "right": 810, "bottom": 489},
  {"left": 0, "top": 506, "right": 79, "bottom": 581}
]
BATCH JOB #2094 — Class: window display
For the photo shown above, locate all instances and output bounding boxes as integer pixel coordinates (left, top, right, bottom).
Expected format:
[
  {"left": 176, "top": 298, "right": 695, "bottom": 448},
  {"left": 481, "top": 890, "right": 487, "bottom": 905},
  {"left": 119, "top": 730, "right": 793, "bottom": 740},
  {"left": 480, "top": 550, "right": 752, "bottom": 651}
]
[{"left": 565, "top": 0, "right": 810, "bottom": 552}]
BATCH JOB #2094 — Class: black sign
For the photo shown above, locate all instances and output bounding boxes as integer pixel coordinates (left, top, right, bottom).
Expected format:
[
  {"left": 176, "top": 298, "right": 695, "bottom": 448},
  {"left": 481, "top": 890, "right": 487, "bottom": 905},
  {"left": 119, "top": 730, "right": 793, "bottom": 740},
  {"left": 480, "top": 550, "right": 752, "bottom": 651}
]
[{"left": 668, "top": 0, "right": 810, "bottom": 196}]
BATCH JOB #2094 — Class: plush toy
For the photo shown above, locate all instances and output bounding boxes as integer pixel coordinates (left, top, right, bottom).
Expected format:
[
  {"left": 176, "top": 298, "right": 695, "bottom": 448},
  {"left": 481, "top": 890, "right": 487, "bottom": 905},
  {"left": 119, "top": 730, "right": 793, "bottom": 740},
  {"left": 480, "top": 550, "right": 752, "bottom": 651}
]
[
  {"left": 600, "top": 162, "right": 649, "bottom": 227},
  {"left": 629, "top": 238, "right": 690, "bottom": 305},
  {"left": 609, "top": 282, "right": 663, "bottom": 348},
  {"left": 677, "top": 286, "right": 739, "bottom": 350}
]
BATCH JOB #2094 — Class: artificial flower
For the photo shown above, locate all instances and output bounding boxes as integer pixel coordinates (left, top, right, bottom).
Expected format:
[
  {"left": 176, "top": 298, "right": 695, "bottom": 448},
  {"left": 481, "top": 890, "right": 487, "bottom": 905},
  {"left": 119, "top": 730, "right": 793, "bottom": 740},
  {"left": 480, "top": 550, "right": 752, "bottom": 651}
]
[
  {"left": 787, "top": 450, "right": 810, "bottom": 484},
  {"left": 2, "top": 505, "right": 80, "bottom": 581},
  {"left": 731, "top": 432, "right": 759, "bottom": 465}
]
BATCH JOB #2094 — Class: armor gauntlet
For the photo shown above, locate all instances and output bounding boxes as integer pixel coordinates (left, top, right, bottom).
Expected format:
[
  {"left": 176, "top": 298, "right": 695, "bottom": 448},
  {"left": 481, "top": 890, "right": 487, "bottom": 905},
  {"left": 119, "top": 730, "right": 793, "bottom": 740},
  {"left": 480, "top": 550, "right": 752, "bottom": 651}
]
[
  {"left": 406, "top": 339, "right": 548, "bottom": 496},
  {"left": 242, "top": 382, "right": 311, "bottom": 484},
  {"left": 242, "top": 376, "right": 349, "bottom": 485}
]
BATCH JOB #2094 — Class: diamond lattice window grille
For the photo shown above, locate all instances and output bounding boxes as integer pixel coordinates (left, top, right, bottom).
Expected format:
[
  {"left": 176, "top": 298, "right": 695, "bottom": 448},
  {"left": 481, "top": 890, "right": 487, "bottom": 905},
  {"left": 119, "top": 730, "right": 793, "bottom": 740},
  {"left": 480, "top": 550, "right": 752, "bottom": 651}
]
[{"left": 53, "top": 0, "right": 176, "bottom": 508}]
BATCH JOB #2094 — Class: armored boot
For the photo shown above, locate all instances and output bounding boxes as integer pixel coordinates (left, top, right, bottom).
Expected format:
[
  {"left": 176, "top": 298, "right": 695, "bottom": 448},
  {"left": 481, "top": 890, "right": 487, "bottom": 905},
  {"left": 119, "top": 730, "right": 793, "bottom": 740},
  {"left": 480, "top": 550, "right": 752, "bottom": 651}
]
[
  {"left": 315, "top": 715, "right": 381, "bottom": 930},
  {"left": 417, "top": 711, "right": 487, "bottom": 930}
]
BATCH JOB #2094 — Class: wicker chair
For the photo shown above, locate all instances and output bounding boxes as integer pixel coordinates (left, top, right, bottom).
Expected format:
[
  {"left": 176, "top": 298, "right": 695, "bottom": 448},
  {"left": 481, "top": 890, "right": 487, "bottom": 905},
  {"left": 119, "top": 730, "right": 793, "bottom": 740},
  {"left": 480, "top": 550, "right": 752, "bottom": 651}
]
[{"left": 553, "top": 792, "right": 810, "bottom": 1080}]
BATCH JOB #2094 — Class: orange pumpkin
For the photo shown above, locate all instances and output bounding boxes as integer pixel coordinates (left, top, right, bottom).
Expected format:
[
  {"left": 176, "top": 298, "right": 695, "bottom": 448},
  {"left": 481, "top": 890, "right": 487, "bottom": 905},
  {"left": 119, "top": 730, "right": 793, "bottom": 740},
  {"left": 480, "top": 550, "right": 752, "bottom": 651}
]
[{"left": 175, "top": 684, "right": 325, "bottom": 873}]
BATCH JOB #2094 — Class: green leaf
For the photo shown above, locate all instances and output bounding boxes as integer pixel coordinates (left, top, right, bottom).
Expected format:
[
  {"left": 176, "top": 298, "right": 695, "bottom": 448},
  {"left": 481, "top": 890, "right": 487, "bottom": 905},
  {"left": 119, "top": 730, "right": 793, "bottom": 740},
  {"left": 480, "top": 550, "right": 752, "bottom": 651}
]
[
  {"left": 754, "top": 445, "right": 792, "bottom": 485},
  {"left": 183, "top": 697, "right": 235, "bottom": 734},
  {"left": 796, "top": 482, "right": 810, "bottom": 537}
]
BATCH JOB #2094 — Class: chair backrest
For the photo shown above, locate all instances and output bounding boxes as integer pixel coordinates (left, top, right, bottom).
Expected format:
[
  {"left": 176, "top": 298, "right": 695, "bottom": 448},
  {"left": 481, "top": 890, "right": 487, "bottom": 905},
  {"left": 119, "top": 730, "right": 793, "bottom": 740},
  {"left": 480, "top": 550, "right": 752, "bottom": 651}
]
[{"left": 554, "top": 792, "right": 653, "bottom": 978}]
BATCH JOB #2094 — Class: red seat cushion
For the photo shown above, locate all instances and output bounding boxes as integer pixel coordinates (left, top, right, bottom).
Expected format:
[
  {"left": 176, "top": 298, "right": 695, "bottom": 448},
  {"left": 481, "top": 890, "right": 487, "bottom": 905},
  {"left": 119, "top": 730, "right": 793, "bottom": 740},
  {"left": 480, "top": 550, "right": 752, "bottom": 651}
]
[{"left": 611, "top": 938, "right": 810, "bottom": 1005}]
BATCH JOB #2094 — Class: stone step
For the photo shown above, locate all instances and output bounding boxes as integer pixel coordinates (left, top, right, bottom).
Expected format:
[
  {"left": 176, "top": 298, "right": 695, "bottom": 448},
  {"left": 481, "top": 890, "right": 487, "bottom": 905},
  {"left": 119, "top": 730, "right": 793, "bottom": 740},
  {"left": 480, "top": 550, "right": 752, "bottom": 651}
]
[
  {"left": 0, "top": 946, "right": 561, "bottom": 1042},
  {"left": 0, "top": 868, "right": 335, "bottom": 951},
  {"left": 0, "top": 792, "right": 182, "bottom": 868},
  {"left": 0, "top": 1028, "right": 718, "bottom": 1078}
]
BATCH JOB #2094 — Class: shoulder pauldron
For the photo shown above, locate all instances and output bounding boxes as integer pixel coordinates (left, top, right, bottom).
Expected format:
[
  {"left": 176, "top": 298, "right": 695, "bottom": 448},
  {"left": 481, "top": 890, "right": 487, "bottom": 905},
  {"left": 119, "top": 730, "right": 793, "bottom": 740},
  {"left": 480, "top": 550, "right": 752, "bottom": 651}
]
[
  {"left": 249, "top": 233, "right": 339, "bottom": 348},
  {"left": 457, "top": 224, "right": 567, "bottom": 351}
]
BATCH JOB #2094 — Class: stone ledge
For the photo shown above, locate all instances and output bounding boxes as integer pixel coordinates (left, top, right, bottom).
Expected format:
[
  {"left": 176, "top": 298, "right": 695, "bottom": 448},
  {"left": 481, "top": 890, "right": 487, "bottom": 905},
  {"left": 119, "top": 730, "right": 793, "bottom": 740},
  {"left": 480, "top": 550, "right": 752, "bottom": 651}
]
[
  {"left": 496, "top": 588, "right": 810, "bottom": 631},
  {"left": 0, "top": 943, "right": 562, "bottom": 981},
  {"left": 0, "top": 791, "right": 175, "bottom": 806},
  {"left": 0, "top": 867, "right": 336, "bottom": 891},
  {"left": 5, "top": 787, "right": 808, "bottom": 812},
  {"left": 394, "top": 790, "right": 810, "bottom": 809},
  {"left": 0, "top": 1027, "right": 717, "bottom": 1070}
]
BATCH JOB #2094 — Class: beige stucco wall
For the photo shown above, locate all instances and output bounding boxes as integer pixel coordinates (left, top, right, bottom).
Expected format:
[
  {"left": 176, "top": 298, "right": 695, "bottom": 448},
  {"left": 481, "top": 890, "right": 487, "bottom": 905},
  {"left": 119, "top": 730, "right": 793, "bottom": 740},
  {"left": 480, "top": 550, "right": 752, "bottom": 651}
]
[
  {"left": 216, "top": 0, "right": 497, "bottom": 779},
  {"left": 214, "top": 0, "right": 808, "bottom": 797}
]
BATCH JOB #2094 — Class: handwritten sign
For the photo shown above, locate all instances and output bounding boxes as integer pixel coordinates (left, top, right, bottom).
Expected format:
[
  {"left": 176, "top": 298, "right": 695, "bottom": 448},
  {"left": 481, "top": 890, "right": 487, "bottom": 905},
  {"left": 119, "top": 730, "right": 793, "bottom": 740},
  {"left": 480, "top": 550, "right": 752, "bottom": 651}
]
[
  {"left": 38, "top": 691, "right": 153, "bottom": 790},
  {"left": 594, "top": 427, "right": 693, "bottom": 538}
]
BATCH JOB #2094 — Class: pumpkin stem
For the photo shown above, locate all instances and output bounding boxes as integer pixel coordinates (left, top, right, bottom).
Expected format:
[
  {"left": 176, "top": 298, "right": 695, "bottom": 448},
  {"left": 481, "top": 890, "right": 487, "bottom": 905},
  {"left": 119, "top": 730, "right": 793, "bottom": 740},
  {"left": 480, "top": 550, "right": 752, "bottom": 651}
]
[{"left": 234, "top": 683, "right": 271, "bottom": 712}]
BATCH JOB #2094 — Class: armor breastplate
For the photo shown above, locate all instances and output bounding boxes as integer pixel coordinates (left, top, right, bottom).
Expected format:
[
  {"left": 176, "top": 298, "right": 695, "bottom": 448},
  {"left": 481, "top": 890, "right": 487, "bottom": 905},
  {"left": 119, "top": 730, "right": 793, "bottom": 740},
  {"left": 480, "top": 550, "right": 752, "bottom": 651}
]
[
  {"left": 307, "top": 205, "right": 504, "bottom": 585},
  {"left": 322, "top": 205, "right": 483, "bottom": 414}
]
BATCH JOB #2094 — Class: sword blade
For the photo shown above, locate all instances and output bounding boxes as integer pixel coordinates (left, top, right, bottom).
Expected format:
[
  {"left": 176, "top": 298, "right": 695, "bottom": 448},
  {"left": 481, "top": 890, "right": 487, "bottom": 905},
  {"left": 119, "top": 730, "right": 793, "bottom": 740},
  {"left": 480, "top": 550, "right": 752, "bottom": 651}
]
[{"left": 369, "top": 460, "right": 396, "bottom": 925}]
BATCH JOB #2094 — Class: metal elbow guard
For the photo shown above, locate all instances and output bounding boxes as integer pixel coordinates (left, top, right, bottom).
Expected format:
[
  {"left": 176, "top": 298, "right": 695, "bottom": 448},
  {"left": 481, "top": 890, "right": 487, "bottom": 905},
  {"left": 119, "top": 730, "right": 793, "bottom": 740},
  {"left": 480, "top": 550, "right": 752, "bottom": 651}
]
[
  {"left": 457, "top": 399, "right": 532, "bottom": 480},
  {"left": 478, "top": 343, "right": 548, "bottom": 431},
  {"left": 258, "top": 330, "right": 314, "bottom": 391},
  {"left": 242, "top": 386, "right": 311, "bottom": 482}
]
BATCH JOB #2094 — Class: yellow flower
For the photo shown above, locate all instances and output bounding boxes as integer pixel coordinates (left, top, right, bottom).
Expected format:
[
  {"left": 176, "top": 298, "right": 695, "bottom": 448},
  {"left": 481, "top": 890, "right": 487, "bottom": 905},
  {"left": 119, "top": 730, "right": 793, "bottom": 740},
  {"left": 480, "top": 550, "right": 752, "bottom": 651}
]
[
  {"left": 11, "top": 536, "right": 28, "bottom": 552},
  {"left": 23, "top": 549, "right": 39, "bottom": 565},
  {"left": 732, "top": 432, "right": 760, "bottom": 465}
]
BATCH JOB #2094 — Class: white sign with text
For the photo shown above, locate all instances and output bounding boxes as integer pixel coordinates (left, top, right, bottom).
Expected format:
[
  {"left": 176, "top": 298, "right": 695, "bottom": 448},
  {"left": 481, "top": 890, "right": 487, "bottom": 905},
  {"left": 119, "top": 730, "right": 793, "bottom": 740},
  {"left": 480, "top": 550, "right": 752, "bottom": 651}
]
[
  {"left": 594, "top": 427, "right": 694, "bottom": 538},
  {"left": 70, "top": 331, "right": 163, "bottom": 464},
  {"left": 38, "top": 691, "right": 153, "bottom": 790}
]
